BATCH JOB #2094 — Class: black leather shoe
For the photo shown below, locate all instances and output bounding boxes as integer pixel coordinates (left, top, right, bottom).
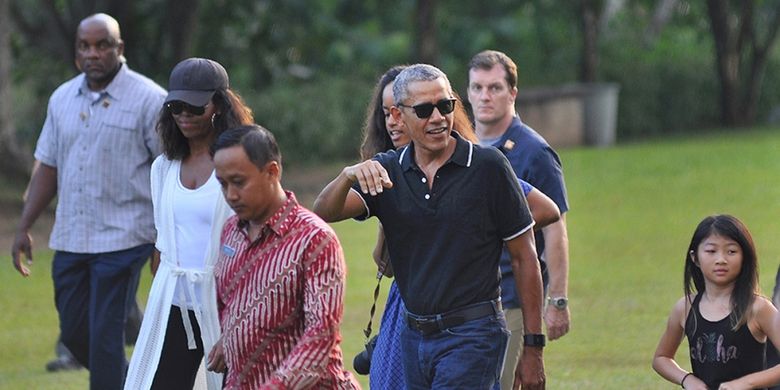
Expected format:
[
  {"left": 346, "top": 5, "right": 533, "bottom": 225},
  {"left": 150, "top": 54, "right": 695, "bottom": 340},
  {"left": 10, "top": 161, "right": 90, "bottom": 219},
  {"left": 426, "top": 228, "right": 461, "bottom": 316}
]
[{"left": 45, "top": 356, "right": 83, "bottom": 372}]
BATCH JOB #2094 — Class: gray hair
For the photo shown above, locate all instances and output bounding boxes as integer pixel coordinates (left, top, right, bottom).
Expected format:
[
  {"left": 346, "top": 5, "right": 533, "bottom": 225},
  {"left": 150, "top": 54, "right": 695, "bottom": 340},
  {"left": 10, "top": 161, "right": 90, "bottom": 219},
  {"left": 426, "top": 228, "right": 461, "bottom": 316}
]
[{"left": 392, "top": 64, "right": 452, "bottom": 105}]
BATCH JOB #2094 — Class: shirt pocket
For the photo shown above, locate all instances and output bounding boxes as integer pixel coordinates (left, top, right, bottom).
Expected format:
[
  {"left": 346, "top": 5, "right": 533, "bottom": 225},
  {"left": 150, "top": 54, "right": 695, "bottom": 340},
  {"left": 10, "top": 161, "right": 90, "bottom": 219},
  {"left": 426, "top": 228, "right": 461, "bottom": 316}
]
[
  {"left": 100, "top": 112, "right": 141, "bottom": 150},
  {"left": 94, "top": 112, "right": 144, "bottom": 203},
  {"left": 102, "top": 110, "right": 140, "bottom": 134}
]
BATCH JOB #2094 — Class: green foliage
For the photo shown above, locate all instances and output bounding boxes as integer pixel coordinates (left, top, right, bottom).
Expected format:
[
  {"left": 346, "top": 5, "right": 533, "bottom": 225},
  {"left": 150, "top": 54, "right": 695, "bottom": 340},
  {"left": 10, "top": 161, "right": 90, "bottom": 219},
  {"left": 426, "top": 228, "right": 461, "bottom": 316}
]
[
  {"left": 246, "top": 75, "right": 373, "bottom": 166},
  {"left": 600, "top": 19, "right": 720, "bottom": 138},
  {"left": 9, "top": 25, "right": 75, "bottom": 148},
  {"left": 9, "top": 0, "right": 780, "bottom": 167}
]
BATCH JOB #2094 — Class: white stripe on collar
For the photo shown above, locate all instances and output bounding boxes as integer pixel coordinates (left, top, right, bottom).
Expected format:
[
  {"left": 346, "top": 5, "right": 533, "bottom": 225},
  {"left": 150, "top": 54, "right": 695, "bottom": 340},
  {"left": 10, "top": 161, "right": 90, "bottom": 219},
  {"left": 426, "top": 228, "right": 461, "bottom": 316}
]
[
  {"left": 466, "top": 140, "right": 473, "bottom": 167},
  {"left": 398, "top": 146, "right": 409, "bottom": 164}
]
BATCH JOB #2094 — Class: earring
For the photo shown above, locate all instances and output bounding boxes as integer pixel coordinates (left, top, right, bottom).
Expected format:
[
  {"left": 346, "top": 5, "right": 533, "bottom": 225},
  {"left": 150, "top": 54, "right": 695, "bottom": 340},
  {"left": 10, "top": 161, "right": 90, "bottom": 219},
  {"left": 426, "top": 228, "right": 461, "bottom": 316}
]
[{"left": 211, "top": 113, "right": 217, "bottom": 128}]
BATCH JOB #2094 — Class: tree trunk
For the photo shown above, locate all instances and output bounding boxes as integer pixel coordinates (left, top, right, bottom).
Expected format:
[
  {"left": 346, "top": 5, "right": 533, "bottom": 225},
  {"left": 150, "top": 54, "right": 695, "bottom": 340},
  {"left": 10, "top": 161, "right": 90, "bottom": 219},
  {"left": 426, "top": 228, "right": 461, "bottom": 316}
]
[
  {"left": 579, "top": 0, "right": 600, "bottom": 82},
  {"left": 706, "top": 0, "right": 741, "bottom": 125},
  {"left": 166, "top": 0, "right": 200, "bottom": 65},
  {"left": 414, "top": 0, "right": 438, "bottom": 65},
  {"left": 0, "top": 0, "right": 33, "bottom": 179},
  {"left": 743, "top": 48, "right": 768, "bottom": 124},
  {"left": 706, "top": 0, "right": 780, "bottom": 126},
  {"left": 742, "top": 8, "right": 780, "bottom": 124}
]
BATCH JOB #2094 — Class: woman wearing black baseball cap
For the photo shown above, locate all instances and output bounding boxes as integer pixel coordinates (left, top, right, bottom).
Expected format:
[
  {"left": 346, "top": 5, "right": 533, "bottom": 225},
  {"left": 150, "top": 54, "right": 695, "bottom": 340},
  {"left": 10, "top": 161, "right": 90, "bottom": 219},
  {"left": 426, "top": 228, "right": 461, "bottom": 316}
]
[{"left": 125, "top": 58, "right": 253, "bottom": 390}]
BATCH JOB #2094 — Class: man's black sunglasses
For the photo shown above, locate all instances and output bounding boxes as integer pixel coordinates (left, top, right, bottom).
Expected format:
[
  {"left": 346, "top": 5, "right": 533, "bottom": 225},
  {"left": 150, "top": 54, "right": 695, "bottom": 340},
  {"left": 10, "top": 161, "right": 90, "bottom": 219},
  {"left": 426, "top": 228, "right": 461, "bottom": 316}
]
[
  {"left": 397, "top": 98, "right": 457, "bottom": 119},
  {"left": 166, "top": 101, "right": 207, "bottom": 116}
]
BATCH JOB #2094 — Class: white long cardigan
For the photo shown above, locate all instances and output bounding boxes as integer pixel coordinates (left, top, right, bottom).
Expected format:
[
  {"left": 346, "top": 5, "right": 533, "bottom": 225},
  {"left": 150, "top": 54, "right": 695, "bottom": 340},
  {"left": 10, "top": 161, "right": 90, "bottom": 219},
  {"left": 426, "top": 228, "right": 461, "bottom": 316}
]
[{"left": 125, "top": 156, "right": 232, "bottom": 390}]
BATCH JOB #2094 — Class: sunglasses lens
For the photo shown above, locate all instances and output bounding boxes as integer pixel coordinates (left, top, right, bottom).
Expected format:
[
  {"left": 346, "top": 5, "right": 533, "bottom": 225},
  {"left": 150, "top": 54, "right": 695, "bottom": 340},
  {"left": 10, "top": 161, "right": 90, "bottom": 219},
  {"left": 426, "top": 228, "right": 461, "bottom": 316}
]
[
  {"left": 438, "top": 99, "right": 455, "bottom": 115},
  {"left": 413, "top": 104, "right": 435, "bottom": 119},
  {"left": 188, "top": 104, "right": 206, "bottom": 115},
  {"left": 167, "top": 101, "right": 206, "bottom": 115},
  {"left": 410, "top": 99, "right": 456, "bottom": 119},
  {"left": 167, "top": 102, "right": 183, "bottom": 114}
]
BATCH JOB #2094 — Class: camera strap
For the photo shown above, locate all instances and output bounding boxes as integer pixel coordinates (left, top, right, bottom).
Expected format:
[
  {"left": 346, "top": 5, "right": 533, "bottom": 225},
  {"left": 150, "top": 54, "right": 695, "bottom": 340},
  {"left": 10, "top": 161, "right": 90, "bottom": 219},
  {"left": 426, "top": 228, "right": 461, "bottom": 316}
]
[
  {"left": 363, "top": 241, "right": 391, "bottom": 341},
  {"left": 362, "top": 268, "right": 384, "bottom": 341}
]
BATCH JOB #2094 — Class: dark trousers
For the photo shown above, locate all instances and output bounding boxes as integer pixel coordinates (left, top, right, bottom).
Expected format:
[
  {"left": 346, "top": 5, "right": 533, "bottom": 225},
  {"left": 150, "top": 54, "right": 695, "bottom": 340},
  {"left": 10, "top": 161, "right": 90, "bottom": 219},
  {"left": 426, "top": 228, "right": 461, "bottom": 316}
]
[
  {"left": 52, "top": 244, "right": 152, "bottom": 390},
  {"left": 53, "top": 298, "right": 143, "bottom": 367},
  {"left": 151, "top": 305, "right": 204, "bottom": 390}
]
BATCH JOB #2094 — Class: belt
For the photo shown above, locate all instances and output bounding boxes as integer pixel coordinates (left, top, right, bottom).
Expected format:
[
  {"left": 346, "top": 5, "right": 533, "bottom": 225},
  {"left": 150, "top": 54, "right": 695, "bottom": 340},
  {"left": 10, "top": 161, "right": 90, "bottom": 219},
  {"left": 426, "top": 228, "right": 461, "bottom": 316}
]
[{"left": 406, "top": 299, "right": 502, "bottom": 336}]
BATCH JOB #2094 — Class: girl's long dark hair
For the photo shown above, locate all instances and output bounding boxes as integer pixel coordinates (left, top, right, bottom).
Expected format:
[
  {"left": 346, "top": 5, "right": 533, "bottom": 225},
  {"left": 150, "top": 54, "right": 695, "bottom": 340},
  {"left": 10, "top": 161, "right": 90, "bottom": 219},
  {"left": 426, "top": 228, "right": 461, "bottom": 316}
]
[
  {"left": 360, "top": 66, "right": 407, "bottom": 160},
  {"left": 359, "top": 66, "right": 478, "bottom": 160},
  {"left": 684, "top": 214, "right": 759, "bottom": 330},
  {"left": 158, "top": 89, "right": 254, "bottom": 160}
]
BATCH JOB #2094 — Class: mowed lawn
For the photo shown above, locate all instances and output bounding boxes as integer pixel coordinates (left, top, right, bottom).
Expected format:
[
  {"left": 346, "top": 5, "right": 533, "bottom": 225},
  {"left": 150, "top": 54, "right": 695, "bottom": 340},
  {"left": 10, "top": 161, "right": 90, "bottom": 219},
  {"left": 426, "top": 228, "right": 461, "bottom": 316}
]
[{"left": 2, "top": 127, "right": 780, "bottom": 389}]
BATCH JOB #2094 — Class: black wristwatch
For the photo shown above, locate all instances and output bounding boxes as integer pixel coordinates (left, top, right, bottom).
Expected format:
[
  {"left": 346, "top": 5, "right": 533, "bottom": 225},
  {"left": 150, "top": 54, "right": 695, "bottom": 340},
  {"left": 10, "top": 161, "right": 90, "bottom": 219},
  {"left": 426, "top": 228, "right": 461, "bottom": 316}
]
[{"left": 523, "top": 333, "right": 546, "bottom": 348}]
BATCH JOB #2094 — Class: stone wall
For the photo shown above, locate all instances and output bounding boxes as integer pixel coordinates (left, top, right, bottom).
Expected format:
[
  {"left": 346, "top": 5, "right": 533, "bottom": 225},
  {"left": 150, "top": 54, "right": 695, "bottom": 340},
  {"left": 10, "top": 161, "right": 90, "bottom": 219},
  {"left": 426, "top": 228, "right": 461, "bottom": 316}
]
[{"left": 516, "top": 83, "right": 619, "bottom": 148}]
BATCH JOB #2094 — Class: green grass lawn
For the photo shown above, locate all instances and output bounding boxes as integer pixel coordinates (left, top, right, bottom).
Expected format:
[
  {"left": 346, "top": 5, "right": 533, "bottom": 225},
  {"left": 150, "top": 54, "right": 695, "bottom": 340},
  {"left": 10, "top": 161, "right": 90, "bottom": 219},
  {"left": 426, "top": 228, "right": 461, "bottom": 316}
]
[{"left": 2, "top": 127, "right": 780, "bottom": 389}]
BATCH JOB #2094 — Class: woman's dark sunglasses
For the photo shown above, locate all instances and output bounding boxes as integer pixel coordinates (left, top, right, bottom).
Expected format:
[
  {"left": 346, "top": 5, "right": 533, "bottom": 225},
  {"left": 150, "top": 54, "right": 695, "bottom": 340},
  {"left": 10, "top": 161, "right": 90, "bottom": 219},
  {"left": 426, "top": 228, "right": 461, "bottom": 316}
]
[
  {"left": 166, "top": 101, "right": 207, "bottom": 116},
  {"left": 398, "top": 98, "right": 457, "bottom": 119}
]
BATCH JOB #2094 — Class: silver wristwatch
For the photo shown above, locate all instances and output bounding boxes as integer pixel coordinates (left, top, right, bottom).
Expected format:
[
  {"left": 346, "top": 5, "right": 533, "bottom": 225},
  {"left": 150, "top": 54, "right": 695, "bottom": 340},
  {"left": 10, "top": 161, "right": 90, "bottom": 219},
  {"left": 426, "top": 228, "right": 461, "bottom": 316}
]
[{"left": 548, "top": 296, "right": 568, "bottom": 310}]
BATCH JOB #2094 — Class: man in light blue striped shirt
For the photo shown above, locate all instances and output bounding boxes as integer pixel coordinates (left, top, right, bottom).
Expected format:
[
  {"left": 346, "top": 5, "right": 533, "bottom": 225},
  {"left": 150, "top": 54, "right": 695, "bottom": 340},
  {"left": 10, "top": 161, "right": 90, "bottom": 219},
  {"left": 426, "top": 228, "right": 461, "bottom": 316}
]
[{"left": 11, "top": 13, "right": 166, "bottom": 390}]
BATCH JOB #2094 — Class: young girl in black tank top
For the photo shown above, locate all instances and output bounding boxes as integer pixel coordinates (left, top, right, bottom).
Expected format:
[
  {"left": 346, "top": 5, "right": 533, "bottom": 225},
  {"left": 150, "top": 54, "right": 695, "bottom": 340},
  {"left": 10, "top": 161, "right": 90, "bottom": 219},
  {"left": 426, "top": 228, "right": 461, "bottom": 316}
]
[{"left": 653, "top": 215, "right": 780, "bottom": 389}]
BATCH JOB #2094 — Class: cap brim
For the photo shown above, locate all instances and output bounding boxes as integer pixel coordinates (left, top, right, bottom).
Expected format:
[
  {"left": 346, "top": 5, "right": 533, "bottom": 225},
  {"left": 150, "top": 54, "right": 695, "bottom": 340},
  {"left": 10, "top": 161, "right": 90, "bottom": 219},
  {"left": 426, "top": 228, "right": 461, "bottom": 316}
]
[{"left": 164, "top": 90, "right": 215, "bottom": 106}]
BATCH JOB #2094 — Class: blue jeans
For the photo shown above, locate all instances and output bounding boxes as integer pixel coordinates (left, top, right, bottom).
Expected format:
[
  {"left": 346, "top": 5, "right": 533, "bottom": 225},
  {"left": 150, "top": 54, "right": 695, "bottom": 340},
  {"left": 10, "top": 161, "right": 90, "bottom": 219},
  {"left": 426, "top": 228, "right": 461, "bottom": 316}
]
[
  {"left": 401, "top": 310, "right": 509, "bottom": 389},
  {"left": 52, "top": 244, "right": 152, "bottom": 390}
]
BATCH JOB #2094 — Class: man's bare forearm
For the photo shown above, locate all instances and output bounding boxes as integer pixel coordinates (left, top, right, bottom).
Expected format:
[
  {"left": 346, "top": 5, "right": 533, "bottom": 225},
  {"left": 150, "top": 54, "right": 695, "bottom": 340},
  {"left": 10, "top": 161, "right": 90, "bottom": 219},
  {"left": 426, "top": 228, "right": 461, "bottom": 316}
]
[
  {"left": 17, "top": 162, "right": 57, "bottom": 232},
  {"left": 542, "top": 214, "right": 569, "bottom": 298},
  {"left": 508, "top": 231, "right": 543, "bottom": 333},
  {"left": 312, "top": 171, "right": 354, "bottom": 222}
]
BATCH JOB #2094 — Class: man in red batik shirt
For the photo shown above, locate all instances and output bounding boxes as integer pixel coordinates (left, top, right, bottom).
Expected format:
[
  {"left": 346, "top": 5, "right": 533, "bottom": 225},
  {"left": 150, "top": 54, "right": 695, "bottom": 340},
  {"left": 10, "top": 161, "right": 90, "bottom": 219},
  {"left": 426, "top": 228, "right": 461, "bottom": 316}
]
[{"left": 206, "top": 124, "right": 359, "bottom": 389}]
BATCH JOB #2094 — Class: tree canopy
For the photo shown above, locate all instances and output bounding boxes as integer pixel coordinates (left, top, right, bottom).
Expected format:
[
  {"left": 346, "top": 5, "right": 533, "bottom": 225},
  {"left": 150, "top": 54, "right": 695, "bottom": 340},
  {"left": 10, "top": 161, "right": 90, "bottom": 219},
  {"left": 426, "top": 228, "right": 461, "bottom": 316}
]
[{"left": 3, "top": 0, "right": 780, "bottom": 176}]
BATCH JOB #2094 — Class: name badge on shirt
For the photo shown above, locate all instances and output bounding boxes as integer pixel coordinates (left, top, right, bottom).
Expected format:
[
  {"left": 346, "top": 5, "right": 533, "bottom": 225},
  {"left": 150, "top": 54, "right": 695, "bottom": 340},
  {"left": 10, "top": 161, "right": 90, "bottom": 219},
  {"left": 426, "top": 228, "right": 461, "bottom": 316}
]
[{"left": 222, "top": 244, "right": 236, "bottom": 257}]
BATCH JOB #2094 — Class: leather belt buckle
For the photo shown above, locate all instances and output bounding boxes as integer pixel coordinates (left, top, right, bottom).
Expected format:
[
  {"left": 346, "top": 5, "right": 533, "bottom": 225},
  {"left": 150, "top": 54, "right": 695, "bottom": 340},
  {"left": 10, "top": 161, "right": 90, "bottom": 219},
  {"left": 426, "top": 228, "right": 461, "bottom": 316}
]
[
  {"left": 406, "top": 299, "right": 500, "bottom": 336},
  {"left": 407, "top": 315, "right": 439, "bottom": 336}
]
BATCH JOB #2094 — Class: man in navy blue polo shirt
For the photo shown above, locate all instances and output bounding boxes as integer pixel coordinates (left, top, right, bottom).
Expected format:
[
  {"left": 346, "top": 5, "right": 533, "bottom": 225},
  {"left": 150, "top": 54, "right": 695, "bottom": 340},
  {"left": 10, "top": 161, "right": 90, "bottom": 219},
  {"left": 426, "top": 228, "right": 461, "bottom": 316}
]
[
  {"left": 314, "top": 64, "right": 545, "bottom": 389},
  {"left": 468, "top": 50, "right": 571, "bottom": 390}
]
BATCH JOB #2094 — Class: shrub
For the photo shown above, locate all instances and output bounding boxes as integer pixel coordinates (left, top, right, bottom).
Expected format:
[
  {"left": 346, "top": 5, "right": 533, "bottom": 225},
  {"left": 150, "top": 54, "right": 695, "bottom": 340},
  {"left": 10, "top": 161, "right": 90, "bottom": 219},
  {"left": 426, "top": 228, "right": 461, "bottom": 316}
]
[{"left": 245, "top": 75, "right": 373, "bottom": 166}]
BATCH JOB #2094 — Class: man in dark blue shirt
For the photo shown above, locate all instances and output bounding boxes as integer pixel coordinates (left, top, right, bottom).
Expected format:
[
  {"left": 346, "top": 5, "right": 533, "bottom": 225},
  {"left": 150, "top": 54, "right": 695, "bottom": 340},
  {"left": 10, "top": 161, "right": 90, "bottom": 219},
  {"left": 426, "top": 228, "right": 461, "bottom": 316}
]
[
  {"left": 314, "top": 64, "right": 545, "bottom": 389},
  {"left": 468, "top": 50, "right": 571, "bottom": 390}
]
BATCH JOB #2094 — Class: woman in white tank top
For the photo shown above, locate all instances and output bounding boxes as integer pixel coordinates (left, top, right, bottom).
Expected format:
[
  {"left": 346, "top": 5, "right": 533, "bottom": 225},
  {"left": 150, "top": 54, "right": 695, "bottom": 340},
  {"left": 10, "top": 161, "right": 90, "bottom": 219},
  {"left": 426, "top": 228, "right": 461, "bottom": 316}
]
[{"left": 125, "top": 58, "right": 254, "bottom": 390}]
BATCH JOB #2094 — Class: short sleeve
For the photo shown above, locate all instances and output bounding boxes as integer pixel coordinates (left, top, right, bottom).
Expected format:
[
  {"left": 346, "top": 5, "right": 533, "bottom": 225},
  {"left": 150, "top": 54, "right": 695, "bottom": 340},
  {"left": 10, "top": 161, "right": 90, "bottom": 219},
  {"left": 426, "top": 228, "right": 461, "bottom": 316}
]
[
  {"left": 526, "top": 147, "right": 569, "bottom": 213},
  {"left": 489, "top": 149, "right": 534, "bottom": 240},
  {"left": 350, "top": 151, "right": 397, "bottom": 221},
  {"left": 34, "top": 99, "right": 59, "bottom": 167}
]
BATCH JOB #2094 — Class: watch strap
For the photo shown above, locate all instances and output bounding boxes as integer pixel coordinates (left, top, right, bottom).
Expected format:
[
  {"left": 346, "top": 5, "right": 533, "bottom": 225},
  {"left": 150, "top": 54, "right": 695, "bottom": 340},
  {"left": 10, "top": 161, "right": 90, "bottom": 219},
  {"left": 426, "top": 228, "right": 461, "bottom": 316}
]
[{"left": 523, "top": 333, "right": 546, "bottom": 347}]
